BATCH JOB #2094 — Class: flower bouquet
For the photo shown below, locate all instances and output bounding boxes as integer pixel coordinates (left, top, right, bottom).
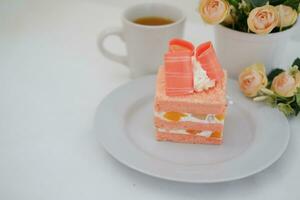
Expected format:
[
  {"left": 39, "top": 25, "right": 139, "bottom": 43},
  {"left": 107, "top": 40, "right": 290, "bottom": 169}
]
[
  {"left": 198, "top": 0, "right": 300, "bottom": 34},
  {"left": 239, "top": 58, "right": 300, "bottom": 117}
]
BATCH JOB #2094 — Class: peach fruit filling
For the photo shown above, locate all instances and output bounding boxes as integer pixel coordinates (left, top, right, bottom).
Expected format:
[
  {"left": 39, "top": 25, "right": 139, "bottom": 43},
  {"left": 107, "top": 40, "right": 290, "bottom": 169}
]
[
  {"left": 161, "top": 111, "right": 225, "bottom": 122},
  {"left": 163, "top": 112, "right": 187, "bottom": 122}
]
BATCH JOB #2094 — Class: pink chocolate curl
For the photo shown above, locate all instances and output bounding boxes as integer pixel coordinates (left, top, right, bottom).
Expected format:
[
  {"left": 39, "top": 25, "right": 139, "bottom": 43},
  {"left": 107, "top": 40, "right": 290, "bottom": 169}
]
[
  {"left": 164, "top": 39, "right": 194, "bottom": 96},
  {"left": 169, "top": 39, "right": 194, "bottom": 55},
  {"left": 195, "top": 41, "right": 224, "bottom": 81}
]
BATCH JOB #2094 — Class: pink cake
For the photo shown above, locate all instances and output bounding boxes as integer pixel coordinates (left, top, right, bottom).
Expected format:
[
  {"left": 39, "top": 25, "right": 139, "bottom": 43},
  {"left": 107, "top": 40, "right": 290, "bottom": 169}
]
[{"left": 154, "top": 39, "right": 227, "bottom": 144}]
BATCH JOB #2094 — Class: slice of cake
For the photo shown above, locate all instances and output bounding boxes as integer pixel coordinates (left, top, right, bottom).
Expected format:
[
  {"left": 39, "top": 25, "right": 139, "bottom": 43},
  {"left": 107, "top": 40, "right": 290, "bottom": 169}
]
[{"left": 154, "top": 39, "right": 227, "bottom": 144}]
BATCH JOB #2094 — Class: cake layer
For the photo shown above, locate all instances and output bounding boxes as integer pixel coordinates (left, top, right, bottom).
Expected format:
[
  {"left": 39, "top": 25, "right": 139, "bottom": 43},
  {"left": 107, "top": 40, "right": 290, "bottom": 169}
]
[
  {"left": 157, "top": 128, "right": 223, "bottom": 137},
  {"left": 155, "top": 117, "right": 224, "bottom": 131},
  {"left": 154, "top": 110, "right": 224, "bottom": 131},
  {"left": 154, "top": 102, "right": 226, "bottom": 115},
  {"left": 155, "top": 67, "right": 227, "bottom": 115},
  {"left": 156, "top": 131, "right": 222, "bottom": 144},
  {"left": 155, "top": 111, "right": 225, "bottom": 123}
]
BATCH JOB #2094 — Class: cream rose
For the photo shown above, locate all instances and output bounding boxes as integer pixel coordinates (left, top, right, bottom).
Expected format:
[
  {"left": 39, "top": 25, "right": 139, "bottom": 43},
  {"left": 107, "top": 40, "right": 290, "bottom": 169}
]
[
  {"left": 271, "top": 71, "right": 300, "bottom": 97},
  {"left": 247, "top": 5, "right": 279, "bottom": 34},
  {"left": 276, "top": 5, "right": 298, "bottom": 28},
  {"left": 239, "top": 63, "right": 268, "bottom": 97},
  {"left": 198, "top": 0, "right": 230, "bottom": 24}
]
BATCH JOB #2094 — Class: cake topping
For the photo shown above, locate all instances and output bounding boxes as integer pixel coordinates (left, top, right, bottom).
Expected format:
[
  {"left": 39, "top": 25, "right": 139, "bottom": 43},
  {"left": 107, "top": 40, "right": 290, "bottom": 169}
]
[
  {"left": 195, "top": 41, "right": 224, "bottom": 81},
  {"left": 164, "top": 39, "right": 223, "bottom": 96},
  {"left": 164, "top": 39, "right": 194, "bottom": 96},
  {"left": 169, "top": 39, "right": 194, "bottom": 55}
]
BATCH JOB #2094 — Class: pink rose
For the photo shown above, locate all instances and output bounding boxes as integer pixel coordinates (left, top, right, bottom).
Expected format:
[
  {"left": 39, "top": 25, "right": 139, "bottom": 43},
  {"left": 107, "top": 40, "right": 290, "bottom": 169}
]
[
  {"left": 239, "top": 64, "right": 268, "bottom": 97},
  {"left": 247, "top": 5, "right": 279, "bottom": 34},
  {"left": 198, "top": 0, "right": 230, "bottom": 24},
  {"left": 272, "top": 71, "right": 300, "bottom": 97},
  {"left": 276, "top": 5, "right": 298, "bottom": 28}
]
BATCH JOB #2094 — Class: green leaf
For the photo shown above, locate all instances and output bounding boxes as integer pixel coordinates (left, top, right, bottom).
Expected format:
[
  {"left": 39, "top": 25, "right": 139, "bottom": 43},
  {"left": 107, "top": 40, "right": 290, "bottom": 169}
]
[
  {"left": 296, "top": 87, "right": 300, "bottom": 106},
  {"left": 277, "top": 103, "right": 295, "bottom": 116},
  {"left": 283, "top": 0, "right": 300, "bottom": 10},
  {"left": 267, "top": 68, "right": 285, "bottom": 87},
  {"left": 248, "top": 0, "right": 268, "bottom": 7},
  {"left": 228, "top": 0, "right": 252, "bottom": 32},
  {"left": 292, "top": 57, "right": 300, "bottom": 70},
  {"left": 269, "top": 0, "right": 286, "bottom": 5},
  {"left": 288, "top": 65, "right": 299, "bottom": 76},
  {"left": 290, "top": 98, "right": 300, "bottom": 115},
  {"left": 275, "top": 95, "right": 294, "bottom": 104},
  {"left": 266, "top": 96, "right": 277, "bottom": 107},
  {"left": 228, "top": 0, "right": 240, "bottom": 7}
]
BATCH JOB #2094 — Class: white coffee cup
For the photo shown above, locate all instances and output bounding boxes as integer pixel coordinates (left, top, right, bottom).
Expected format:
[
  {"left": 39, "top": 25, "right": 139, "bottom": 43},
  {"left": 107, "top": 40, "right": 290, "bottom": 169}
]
[{"left": 98, "top": 3, "right": 186, "bottom": 78}]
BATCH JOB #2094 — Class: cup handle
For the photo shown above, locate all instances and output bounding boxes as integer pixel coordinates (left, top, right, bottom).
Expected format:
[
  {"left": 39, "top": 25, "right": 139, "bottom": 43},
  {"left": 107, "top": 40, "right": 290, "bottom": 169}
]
[{"left": 97, "top": 27, "right": 128, "bottom": 66}]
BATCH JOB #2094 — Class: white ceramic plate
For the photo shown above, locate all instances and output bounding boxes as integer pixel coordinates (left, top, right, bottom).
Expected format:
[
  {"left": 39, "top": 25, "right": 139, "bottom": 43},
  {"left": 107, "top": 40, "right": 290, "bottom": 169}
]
[{"left": 95, "top": 76, "right": 290, "bottom": 183}]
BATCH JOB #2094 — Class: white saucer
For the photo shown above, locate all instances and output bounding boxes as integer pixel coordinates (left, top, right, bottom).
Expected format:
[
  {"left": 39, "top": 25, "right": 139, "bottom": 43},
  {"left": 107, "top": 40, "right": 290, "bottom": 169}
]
[{"left": 95, "top": 76, "right": 290, "bottom": 183}]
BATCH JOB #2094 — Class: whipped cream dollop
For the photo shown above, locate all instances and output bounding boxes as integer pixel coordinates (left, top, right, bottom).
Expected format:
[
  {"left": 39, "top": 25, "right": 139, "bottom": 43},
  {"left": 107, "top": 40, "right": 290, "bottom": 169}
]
[{"left": 193, "top": 58, "right": 215, "bottom": 92}]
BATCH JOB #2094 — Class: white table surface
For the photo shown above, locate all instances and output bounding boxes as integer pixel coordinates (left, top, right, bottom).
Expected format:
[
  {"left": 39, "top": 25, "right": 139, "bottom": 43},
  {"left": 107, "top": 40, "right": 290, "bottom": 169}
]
[{"left": 1, "top": 0, "right": 300, "bottom": 199}]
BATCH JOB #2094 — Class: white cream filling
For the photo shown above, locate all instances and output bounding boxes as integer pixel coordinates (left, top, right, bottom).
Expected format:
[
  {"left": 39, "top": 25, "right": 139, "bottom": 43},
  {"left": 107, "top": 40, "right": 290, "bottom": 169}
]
[
  {"left": 193, "top": 58, "right": 215, "bottom": 92},
  {"left": 154, "top": 112, "right": 224, "bottom": 124},
  {"left": 157, "top": 128, "right": 214, "bottom": 137},
  {"left": 158, "top": 128, "right": 187, "bottom": 134}
]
